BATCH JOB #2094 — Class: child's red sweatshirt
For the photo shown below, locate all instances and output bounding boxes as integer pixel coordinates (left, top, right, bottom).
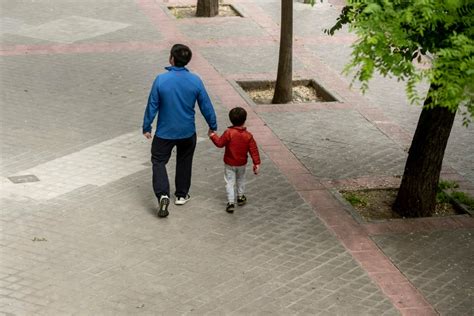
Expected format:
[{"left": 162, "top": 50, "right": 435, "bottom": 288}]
[{"left": 210, "top": 126, "right": 261, "bottom": 167}]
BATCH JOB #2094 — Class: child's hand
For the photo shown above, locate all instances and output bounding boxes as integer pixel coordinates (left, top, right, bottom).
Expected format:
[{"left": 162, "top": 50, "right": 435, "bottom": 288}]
[
  {"left": 253, "top": 164, "right": 260, "bottom": 175},
  {"left": 208, "top": 129, "right": 216, "bottom": 137}
]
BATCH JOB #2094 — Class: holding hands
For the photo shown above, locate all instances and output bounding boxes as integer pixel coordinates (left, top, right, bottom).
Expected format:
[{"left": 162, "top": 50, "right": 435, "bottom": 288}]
[{"left": 208, "top": 129, "right": 216, "bottom": 137}]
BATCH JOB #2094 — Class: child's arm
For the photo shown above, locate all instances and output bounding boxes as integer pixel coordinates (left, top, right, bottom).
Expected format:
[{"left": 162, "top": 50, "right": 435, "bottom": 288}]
[
  {"left": 209, "top": 129, "right": 230, "bottom": 148},
  {"left": 248, "top": 136, "right": 261, "bottom": 174}
]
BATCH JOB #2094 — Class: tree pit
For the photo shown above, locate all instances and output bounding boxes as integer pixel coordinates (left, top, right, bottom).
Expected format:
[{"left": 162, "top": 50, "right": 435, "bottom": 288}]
[
  {"left": 339, "top": 188, "right": 470, "bottom": 222},
  {"left": 168, "top": 4, "right": 242, "bottom": 18},
  {"left": 237, "top": 80, "right": 338, "bottom": 104}
]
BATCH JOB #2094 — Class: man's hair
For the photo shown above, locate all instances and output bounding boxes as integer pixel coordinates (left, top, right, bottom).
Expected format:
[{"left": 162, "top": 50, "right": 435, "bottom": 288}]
[
  {"left": 229, "top": 107, "right": 247, "bottom": 126},
  {"left": 170, "top": 44, "right": 192, "bottom": 67}
]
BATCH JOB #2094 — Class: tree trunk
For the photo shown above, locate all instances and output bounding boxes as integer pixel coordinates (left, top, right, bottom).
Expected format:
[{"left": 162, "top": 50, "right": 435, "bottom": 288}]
[
  {"left": 272, "top": 0, "right": 293, "bottom": 104},
  {"left": 196, "top": 0, "right": 219, "bottom": 17},
  {"left": 393, "top": 85, "right": 456, "bottom": 217}
]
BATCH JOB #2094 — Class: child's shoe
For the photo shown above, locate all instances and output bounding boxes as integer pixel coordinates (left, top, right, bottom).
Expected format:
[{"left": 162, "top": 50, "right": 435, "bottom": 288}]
[
  {"left": 237, "top": 195, "right": 247, "bottom": 206},
  {"left": 226, "top": 203, "right": 235, "bottom": 213}
]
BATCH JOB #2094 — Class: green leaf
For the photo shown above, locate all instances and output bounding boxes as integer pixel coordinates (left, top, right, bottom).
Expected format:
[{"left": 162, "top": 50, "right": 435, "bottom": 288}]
[{"left": 327, "top": 0, "right": 474, "bottom": 124}]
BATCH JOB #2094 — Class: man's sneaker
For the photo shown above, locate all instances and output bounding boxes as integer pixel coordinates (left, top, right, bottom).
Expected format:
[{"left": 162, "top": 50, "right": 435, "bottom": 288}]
[
  {"left": 237, "top": 195, "right": 247, "bottom": 206},
  {"left": 157, "top": 195, "right": 170, "bottom": 218},
  {"left": 175, "top": 194, "right": 191, "bottom": 205},
  {"left": 226, "top": 203, "right": 235, "bottom": 213}
]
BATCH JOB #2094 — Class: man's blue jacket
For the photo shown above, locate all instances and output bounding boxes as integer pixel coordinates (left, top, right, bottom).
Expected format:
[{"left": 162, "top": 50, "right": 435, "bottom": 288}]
[{"left": 143, "top": 66, "right": 217, "bottom": 139}]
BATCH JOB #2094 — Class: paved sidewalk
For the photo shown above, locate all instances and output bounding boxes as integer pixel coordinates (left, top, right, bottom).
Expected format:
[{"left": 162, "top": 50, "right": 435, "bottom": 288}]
[{"left": 1, "top": 0, "right": 473, "bottom": 315}]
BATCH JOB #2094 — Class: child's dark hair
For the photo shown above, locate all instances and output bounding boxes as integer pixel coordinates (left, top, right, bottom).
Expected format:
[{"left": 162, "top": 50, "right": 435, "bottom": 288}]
[
  {"left": 229, "top": 107, "right": 247, "bottom": 126},
  {"left": 170, "top": 44, "right": 192, "bottom": 67}
]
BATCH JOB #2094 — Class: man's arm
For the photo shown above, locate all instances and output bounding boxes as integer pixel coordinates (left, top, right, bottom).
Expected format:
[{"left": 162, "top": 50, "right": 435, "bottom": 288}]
[
  {"left": 143, "top": 77, "right": 160, "bottom": 139},
  {"left": 196, "top": 79, "right": 217, "bottom": 132}
]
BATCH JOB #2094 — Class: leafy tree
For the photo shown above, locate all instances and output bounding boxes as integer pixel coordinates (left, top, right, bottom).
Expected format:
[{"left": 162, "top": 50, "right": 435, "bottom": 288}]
[
  {"left": 196, "top": 0, "right": 218, "bottom": 17},
  {"left": 327, "top": 0, "right": 473, "bottom": 217}
]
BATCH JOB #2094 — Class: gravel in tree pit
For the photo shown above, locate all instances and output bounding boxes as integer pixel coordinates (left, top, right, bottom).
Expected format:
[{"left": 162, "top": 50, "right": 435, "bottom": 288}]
[
  {"left": 169, "top": 5, "right": 240, "bottom": 18},
  {"left": 245, "top": 84, "right": 327, "bottom": 104}
]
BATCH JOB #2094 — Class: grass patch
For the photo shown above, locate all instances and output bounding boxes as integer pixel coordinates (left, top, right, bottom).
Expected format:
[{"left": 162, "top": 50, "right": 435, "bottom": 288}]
[
  {"left": 437, "top": 180, "right": 460, "bottom": 203},
  {"left": 451, "top": 191, "right": 474, "bottom": 210},
  {"left": 437, "top": 180, "right": 474, "bottom": 211},
  {"left": 438, "top": 179, "right": 460, "bottom": 190},
  {"left": 343, "top": 192, "right": 368, "bottom": 207}
]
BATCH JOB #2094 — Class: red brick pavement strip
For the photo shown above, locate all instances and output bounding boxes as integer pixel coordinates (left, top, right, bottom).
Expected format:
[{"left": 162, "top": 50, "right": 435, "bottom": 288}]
[
  {"left": 235, "top": 2, "right": 280, "bottom": 38},
  {"left": 0, "top": 37, "right": 279, "bottom": 56},
  {"left": 0, "top": 41, "right": 169, "bottom": 56},
  {"left": 137, "top": 0, "right": 187, "bottom": 42},
  {"left": 0, "top": 37, "right": 275, "bottom": 57}
]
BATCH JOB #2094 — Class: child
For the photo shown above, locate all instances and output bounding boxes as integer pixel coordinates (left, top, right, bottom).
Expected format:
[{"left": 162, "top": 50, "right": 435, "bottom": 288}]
[{"left": 208, "top": 107, "right": 261, "bottom": 213}]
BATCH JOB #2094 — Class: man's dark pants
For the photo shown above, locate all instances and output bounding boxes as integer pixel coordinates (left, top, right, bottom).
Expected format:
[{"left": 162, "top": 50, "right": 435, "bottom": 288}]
[{"left": 151, "top": 134, "right": 197, "bottom": 200}]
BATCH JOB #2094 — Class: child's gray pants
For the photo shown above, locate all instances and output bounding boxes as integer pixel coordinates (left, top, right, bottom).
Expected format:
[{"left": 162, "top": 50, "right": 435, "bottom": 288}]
[{"left": 224, "top": 164, "right": 246, "bottom": 204}]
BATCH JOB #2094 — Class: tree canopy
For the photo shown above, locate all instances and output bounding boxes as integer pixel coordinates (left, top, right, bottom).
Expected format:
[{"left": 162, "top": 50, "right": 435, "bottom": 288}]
[{"left": 327, "top": 0, "right": 474, "bottom": 125}]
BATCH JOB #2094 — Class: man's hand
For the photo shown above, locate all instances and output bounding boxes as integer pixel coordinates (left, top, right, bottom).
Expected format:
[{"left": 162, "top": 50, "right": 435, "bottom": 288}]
[
  {"left": 253, "top": 164, "right": 260, "bottom": 175},
  {"left": 208, "top": 129, "right": 216, "bottom": 137},
  {"left": 143, "top": 132, "right": 152, "bottom": 139}
]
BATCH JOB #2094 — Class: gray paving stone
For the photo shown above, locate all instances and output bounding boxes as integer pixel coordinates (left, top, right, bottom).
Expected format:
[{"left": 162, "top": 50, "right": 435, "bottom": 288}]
[
  {"left": 260, "top": 110, "right": 407, "bottom": 179},
  {"left": 0, "top": 135, "right": 397, "bottom": 314},
  {"left": 257, "top": 0, "right": 343, "bottom": 37},
  {"left": 0, "top": 51, "right": 169, "bottom": 175},
  {"left": 178, "top": 18, "right": 266, "bottom": 39},
  {"left": 0, "top": 0, "right": 162, "bottom": 45},
  {"left": 200, "top": 44, "right": 305, "bottom": 75},
  {"left": 13, "top": 16, "right": 130, "bottom": 44},
  {"left": 305, "top": 41, "right": 474, "bottom": 184},
  {"left": 373, "top": 229, "right": 474, "bottom": 315}
]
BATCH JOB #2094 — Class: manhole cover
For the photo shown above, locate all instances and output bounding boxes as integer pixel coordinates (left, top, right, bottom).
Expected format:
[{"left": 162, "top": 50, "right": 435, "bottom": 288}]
[{"left": 8, "top": 175, "right": 40, "bottom": 184}]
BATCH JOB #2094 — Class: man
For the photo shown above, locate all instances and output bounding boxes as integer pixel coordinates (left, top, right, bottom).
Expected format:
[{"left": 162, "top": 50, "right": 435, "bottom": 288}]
[{"left": 143, "top": 44, "right": 217, "bottom": 218}]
